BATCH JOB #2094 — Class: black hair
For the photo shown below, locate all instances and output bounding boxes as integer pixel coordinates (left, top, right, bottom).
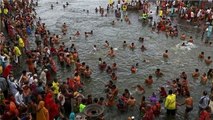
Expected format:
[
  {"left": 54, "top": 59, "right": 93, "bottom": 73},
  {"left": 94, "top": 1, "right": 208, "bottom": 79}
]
[{"left": 168, "top": 90, "right": 173, "bottom": 94}]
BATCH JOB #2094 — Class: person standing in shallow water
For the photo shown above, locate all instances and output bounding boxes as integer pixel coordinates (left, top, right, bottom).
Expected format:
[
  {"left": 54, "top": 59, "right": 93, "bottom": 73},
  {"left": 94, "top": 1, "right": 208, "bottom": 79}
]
[
  {"left": 178, "top": 92, "right": 193, "bottom": 119},
  {"left": 163, "top": 50, "right": 169, "bottom": 58},
  {"left": 198, "top": 91, "right": 210, "bottom": 114},
  {"left": 165, "top": 90, "right": 176, "bottom": 118}
]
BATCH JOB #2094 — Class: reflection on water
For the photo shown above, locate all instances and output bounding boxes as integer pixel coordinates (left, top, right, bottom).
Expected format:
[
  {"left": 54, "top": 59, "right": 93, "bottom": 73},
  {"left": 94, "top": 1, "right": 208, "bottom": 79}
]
[{"left": 35, "top": 0, "right": 213, "bottom": 119}]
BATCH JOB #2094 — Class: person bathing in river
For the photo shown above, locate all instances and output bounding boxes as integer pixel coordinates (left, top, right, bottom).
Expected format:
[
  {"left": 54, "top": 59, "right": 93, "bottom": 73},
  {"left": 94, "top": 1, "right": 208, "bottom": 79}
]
[
  {"left": 79, "top": 62, "right": 86, "bottom": 75},
  {"left": 129, "top": 42, "right": 135, "bottom": 50},
  {"left": 163, "top": 50, "right": 169, "bottom": 58},
  {"left": 200, "top": 73, "right": 208, "bottom": 85},
  {"left": 139, "top": 37, "right": 144, "bottom": 43},
  {"left": 65, "top": 54, "right": 71, "bottom": 67},
  {"left": 124, "top": 15, "right": 129, "bottom": 22},
  {"left": 155, "top": 68, "right": 163, "bottom": 77},
  {"left": 181, "top": 42, "right": 186, "bottom": 46},
  {"left": 192, "top": 69, "right": 200, "bottom": 79},
  {"left": 205, "top": 56, "right": 212, "bottom": 65},
  {"left": 84, "top": 65, "right": 92, "bottom": 78},
  {"left": 149, "top": 92, "right": 158, "bottom": 105},
  {"left": 180, "top": 33, "right": 186, "bottom": 40},
  {"left": 188, "top": 36, "right": 193, "bottom": 43},
  {"left": 74, "top": 72, "right": 82, "bottom": 89},
  {"left": 178, "top": 92, "right": 193, "bottom": 119},
  {"left": 104, "top": 40, "right": 109, "bottom": 47},
  {"left": 134, "top": 84, "right": 145, "bottom": 94},
  {"left": 98, "top": 57, "right": 102, "bottom": 65},
  {"left": 145, "top": 75, "right": 153, "bottom": 85},
  {"left": 106, "top": 66, "right": 112, "bottom": 74},
  {"left": 124, "top": 15, "right": 131, "bottom": 24},
  {"left": 159, "top": 87, "right": 167, "bottom": 99},
  {"left": 112, "top": 20, "right": 115, "bottom": 25},
  {"left": 111, "top": 72, "right": 117, "bottom": 81},
  {"left": 74, "top": 31, "right": 80, "bottom": 36},
  {"left": 61, "top": 23, "right": 67, "bottom": 35},
  {"left": 127, "top": 96, "right": 136, "bottom": 108},
  {"left": 180, "top": 71, "right": 187, "bottom": 79},
  {"left": 93, "top": 45, "right": 97, "bottom": 52},
  {"left": 99, "top": 61, "right": 107, "bottom": 71},
  {"left": 123, "top": 41, "right": 127, "bottom": 47},
  {"left": 51, "top": 4, "right": 54, "bottom": 9},
  {"left": 209, "top": 42, "right": 212, "bottom": 46},
  {"left": 141, "top": 45, "right": 147, "bottom": 52},
  {"left": 108, "top": 47, "right": 115, "bottom": 57},
  {"left": 131, "top": 65, "right": 137, "bottom": 74},
  {"left": 111, "top": 63, "right": 117, "bottom": 71},
  {"left": 198, "top": 52, "right": 205, "bottom": 59},
  {"left": 85, "top": 30, "right": 93, "bottom": 38}
]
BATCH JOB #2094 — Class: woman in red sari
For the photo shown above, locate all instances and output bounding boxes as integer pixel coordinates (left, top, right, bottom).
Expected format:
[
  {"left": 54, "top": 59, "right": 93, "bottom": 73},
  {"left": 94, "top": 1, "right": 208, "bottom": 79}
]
[
  {"left": 44, "top": 92, "right": 59, "bottom": 120},
  {"left": 2, "top": 64, "right": 12, "bottom": 78}
]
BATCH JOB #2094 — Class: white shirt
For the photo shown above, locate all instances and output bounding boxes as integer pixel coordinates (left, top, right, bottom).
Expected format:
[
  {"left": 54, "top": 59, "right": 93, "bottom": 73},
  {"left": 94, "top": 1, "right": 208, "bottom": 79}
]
[
  {"left": 0, "top": 55, "right": 5, "bottom": 63},
  {"left": 28, "top": 76, "right": 34, "bottom": 85},
  {"left": 15, "top": 92, "right": 25, "bottom": 106},
  {"left": 132, "top": 1, "right": 136, "bottom": 6},
  {"left": 57, "top": 93, "right": 65, "bottom": 106},
  {"left": 93, "top": 47, "right": 97, "bottom": 51},
  {"left": 172, "top": 1, "right": 176, "bottom": 6},
  {"left": 156, "top": 0, "right": 160, "bottom": 6},
  {"left": 117, "top": 3, "right": 121, "bottom": 9},
  {"left": 191, "top": 12, "right": 194, "bottom": 18},
  {"left": 7, "top": 79, "right": 18, "bottom": 96},
  {"left": 197, "top": 10, "right": 202, "bottom": 17},
  {"left": 207, "top": 9, "right": 211, "bottom": 14},
  {"left": 210, "top": 100, "right": 213, "bottom": 114},
  {"left": 39, "top": 71, "right": 47, "bottom": 85}
]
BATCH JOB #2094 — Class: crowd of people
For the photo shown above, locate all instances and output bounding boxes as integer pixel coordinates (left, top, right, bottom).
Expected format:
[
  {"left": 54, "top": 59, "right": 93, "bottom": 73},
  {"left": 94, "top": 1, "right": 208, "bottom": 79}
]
[{"left": 0, "top": 0, "right": 212, "bottom": 120}]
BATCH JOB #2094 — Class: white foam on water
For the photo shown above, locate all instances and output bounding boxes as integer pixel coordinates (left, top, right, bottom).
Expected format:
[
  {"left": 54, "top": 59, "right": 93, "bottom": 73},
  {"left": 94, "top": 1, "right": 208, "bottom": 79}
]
[
  {"left": 175, "top": 42, "right": 197, "bottom": 51},
  {"left": 114, "top": 48, "right": 118, "bottom": 50}
]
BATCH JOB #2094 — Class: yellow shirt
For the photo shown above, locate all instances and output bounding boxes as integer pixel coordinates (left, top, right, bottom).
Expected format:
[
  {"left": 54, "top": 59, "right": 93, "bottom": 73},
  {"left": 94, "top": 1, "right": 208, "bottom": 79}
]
[
  {"left": 3, "top": 8, "right": 8, "bottom": 15},
  {"left": 159, "top": 10, "right": 163, "bottom": 17},
  {"left": 18, "top": 38, "right": 25, "bottom": 48},
  {"left": 52, "top": 81, "right": 59, "bottom": 94},
  {"left": 122, "top": 5, "right": 127, "bottom": 11},
  {"left": 0, "top": 65, "right": 2, "bottom": 74},
  {"left": 109, "top": 0, "right": 113, "bottom": 4},
  {"left": 165, "top": 94, "right": 176, "bottom": 110},
  {"left": 13, "top": 46, "right": 21, "bottom": 56}
]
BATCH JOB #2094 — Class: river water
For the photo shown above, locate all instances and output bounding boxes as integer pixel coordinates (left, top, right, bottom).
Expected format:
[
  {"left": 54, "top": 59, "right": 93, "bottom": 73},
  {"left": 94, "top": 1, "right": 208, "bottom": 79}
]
[{"left": 34, "top": 0, "right": 213, "bottom": 119}]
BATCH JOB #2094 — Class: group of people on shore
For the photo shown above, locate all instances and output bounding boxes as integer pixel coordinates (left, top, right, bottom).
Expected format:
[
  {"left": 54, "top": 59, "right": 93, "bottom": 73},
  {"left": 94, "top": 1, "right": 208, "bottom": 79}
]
[{"left": 0, "top": 0, "right": 212, "bottom": 120}]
